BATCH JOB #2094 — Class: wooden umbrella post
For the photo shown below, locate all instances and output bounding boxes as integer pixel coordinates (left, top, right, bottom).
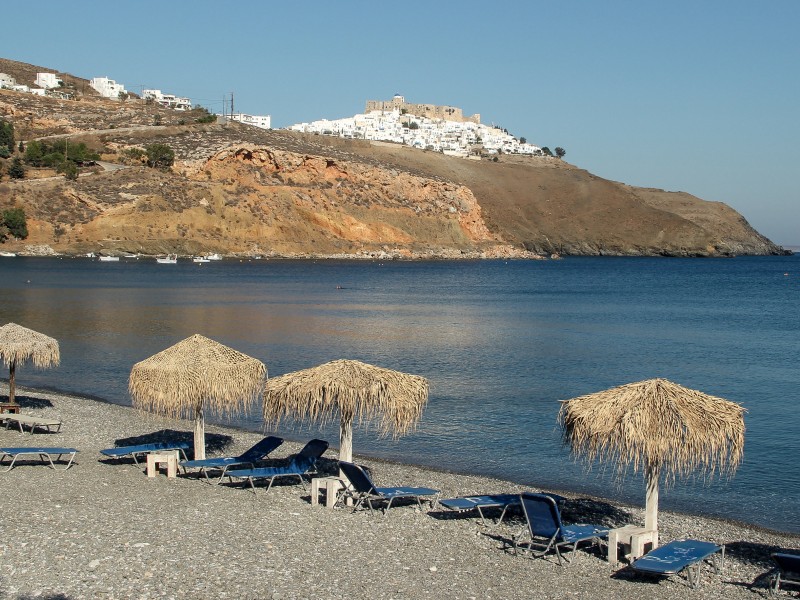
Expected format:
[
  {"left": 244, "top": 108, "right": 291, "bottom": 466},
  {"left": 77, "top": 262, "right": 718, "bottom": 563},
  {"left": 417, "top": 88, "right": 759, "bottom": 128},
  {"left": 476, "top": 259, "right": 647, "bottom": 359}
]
[
  {"left": 645, "top": 464, "right": 659, "bottom": 532},
  {"left": 8, "top": 360, "right": 16, "bottom": 405},
  {"left": 339, "top": 413, "right": 353, "bottom": 465},
  {"left": 194, "top": 404, "right": 206, "bottom": 460}
]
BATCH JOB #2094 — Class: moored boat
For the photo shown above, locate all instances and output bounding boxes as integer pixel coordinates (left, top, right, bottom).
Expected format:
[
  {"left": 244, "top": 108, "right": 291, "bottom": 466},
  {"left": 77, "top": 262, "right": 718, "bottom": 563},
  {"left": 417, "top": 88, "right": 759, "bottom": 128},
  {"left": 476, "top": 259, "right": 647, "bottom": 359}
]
[
  {"left": 156, "top": 254, "right": 178, "bottom": 264},
  {"left": 193, "top": 256, "right": 211, "bottom": 263},
  {"left": 98, "top": 256, "right": 120, "bottom": 262},
  {"left": 206, "top": 253, "right": 222, "bottom": 260},
  {"left": 0, "top": 251, "right": 16, "bottom": 257}
]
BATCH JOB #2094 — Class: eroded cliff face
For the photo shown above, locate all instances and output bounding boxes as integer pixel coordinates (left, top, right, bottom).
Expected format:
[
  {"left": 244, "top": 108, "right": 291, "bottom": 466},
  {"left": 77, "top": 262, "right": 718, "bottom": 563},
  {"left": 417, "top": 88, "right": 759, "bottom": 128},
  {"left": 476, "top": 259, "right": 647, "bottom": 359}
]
[{"left": 4, "top": 144, "right": 535, "bottom": 258}]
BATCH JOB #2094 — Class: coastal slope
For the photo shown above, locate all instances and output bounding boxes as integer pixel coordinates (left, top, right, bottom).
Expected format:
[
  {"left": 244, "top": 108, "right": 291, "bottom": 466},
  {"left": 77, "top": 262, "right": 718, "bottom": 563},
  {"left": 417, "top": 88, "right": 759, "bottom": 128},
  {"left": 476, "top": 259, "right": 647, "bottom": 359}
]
[{"left": 0, "top": 58, "right": 785, "bottom": 257}]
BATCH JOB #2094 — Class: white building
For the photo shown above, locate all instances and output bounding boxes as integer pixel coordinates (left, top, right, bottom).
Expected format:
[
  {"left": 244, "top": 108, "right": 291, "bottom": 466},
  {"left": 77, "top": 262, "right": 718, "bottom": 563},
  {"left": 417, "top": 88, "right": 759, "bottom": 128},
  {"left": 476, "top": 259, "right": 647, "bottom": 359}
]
[
  {"left": 142, "top": 89, "right": 192, "bottom": 111},
  {"left": 0, "top": 73, "right": 17, "bottom": 89},
  {"left": 90, "top": 77, "right": 127, "bottom": 99},
  {"left": 228, "top": 113, "right": 271, "bottom": 129},
  {"left": 35, "top": 72, "right": 62, "bottom": 89},
  {"left": 288, "top": 108, "right": 541, "bottom": 158}
]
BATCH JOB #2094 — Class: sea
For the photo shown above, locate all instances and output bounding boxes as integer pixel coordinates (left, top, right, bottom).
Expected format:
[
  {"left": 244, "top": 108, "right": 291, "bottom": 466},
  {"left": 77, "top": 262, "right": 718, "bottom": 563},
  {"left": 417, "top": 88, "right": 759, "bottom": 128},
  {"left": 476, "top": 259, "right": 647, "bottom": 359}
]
[{"left": 1, "top": 254, "right": 798, "bottom": 533}]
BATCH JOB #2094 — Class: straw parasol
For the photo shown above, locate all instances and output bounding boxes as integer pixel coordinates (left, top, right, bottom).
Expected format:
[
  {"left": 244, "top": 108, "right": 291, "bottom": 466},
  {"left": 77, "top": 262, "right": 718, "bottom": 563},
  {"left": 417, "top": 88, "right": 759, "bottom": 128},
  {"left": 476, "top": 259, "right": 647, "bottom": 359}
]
[
  {"left": 558, "top": 378, "right": 745, "bottom": 533},
  {"left": 0, "top": 323, "right": 60, "bottom": 406},
  {"left": 129, "top": 334, "right": 266, "bottom": 460},
  {"left": 263, "top": 359, "right": 429, "bottom": 463}
]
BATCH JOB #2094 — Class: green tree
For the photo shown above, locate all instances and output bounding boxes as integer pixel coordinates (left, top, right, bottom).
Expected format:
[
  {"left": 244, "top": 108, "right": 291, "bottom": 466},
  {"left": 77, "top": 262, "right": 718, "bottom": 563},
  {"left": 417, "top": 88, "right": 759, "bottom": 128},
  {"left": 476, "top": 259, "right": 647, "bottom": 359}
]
[
  {"left": 2, "top": 208, "right": 28, "bottom": 239},
  {"left": 541, "top": 146, "right": 553, "bottom": 157},
  {"left": 24, "top": 140, "right": 45, "bottom": 166},
  {"left": 519, "top": 137, "right": 527, "bottom": 144},
  {"left": 145, "top": 143, "right": 175, "bottom": 170},
  {"left": 555, "top": 147, "right": 566, "bottom": 159},
  {"left": 0, "top": 146, "right": 10, "bottom": 158},
  {"left": 8, "top": 157, "right": 25, "bottom": 179},
  {"left": 0, "top": 119, "right": 13, "bottom": 152},
  {"left": 61, "top": 160, "right": 79, "bottom": 180}
]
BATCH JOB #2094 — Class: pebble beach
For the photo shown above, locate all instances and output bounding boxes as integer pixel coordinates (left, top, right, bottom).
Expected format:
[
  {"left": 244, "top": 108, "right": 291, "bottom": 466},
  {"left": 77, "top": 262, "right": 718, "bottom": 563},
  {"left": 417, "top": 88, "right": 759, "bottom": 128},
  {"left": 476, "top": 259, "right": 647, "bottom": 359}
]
[{"left": 1, "top": 384, "right": 798, "bottom": 600}]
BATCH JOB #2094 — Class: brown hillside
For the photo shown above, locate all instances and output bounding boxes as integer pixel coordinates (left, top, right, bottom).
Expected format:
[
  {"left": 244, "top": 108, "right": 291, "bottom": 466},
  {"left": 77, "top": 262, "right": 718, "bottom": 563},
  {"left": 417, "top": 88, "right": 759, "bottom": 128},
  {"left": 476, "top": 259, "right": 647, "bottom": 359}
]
[{"left": 0, "top": 60, "right": 785, "bottom": 258}]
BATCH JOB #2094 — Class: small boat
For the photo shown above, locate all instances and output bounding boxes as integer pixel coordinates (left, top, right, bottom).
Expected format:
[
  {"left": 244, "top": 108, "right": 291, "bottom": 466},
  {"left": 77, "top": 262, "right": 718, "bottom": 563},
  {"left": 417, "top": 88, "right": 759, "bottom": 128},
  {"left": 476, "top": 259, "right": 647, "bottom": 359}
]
[
  {"left": 85, "top": 252, "right": 96, "bottom": 258},
  {"left": 206, "top": 253, "right": 223, "bottom": 261},
  {"left": 156, "top": 254, "right": 178, "bottom": 264},
  {"left": 0, "top": 251, "right": 16, "bottom": 257},
  {"left": 123, "top": 253, "right": 139, "bottom": 259},
  {"left": 193, "top": 256, "right": 211, "bottom": 263},
  {"left": 98, "top": 256, "right": 119, "bottom": 262}
]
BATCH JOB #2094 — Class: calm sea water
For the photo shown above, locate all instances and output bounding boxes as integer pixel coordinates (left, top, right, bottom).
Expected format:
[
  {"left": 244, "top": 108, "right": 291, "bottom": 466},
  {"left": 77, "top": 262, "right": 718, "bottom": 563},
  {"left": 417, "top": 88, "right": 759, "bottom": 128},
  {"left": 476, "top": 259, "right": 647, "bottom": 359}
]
[{"left": 1, "top": 255, "right": 798, "bottom": 533}]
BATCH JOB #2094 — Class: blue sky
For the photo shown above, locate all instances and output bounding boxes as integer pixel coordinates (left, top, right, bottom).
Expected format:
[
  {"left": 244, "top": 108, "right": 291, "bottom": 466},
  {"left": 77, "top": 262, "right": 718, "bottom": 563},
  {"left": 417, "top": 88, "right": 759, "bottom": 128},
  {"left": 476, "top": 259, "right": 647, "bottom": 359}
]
[{"left": 3, "top": 1, "right": 798, "bottom": 245}]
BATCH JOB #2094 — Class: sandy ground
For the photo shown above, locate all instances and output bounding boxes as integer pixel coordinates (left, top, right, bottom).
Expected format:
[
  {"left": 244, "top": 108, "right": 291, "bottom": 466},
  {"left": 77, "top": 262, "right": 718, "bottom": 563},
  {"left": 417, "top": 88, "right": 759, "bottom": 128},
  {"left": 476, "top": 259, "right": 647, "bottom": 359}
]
[{"left": 1, "top": 384, "right": 798, "bottom": 600}]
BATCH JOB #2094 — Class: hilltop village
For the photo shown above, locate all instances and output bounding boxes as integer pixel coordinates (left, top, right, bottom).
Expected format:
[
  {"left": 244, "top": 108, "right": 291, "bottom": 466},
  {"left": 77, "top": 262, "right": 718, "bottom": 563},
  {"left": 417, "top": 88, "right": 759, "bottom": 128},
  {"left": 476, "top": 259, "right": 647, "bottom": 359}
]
[{"left": 1, "top": 69, "right": 545, "bottom": 159}]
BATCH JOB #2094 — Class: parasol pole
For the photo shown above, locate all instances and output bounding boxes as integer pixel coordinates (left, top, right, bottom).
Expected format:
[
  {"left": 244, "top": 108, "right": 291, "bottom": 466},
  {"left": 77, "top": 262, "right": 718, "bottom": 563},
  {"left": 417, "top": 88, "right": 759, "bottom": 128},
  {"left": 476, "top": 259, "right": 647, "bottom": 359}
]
[
  {"left": 339, "top": 412, "right": 353, "bottom": 464},
  {"left": 8, "top": 359, "right": 16, "bottom": 405},
  {"left": 194, "top": 403, "right": 206, "bottom": 460},
  {"left": 645, "top": 463, "right": 660, "bottom": 532}
]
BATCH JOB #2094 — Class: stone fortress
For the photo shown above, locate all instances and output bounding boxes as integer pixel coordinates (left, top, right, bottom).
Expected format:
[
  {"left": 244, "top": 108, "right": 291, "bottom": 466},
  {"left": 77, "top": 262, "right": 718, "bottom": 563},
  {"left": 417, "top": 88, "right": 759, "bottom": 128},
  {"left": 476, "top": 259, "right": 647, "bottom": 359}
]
[{"left": 365, "top": 94, "right": 480, "bottom": 124}]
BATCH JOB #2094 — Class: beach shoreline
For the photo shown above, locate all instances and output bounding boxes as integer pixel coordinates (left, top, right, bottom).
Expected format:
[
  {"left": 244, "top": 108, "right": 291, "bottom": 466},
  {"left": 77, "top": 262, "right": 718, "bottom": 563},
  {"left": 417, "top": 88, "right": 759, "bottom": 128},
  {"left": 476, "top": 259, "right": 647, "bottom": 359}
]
[{"left": 1, "top": 383, "right": 798, "bottom": 599}]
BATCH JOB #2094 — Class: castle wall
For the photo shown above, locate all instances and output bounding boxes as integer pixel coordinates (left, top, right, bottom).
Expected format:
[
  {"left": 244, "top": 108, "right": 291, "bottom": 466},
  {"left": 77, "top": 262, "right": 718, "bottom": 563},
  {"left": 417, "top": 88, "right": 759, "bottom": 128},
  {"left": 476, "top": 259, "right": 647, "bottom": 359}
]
[{"left": 365, "top": 98, "right": 480, "bottom": 124}]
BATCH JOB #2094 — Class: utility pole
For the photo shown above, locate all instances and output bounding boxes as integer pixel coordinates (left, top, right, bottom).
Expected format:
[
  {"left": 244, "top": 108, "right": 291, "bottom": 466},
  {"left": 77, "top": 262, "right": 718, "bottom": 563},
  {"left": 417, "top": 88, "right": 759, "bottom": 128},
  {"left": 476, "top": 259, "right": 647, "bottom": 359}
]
[{"left": 230, "top": 92, "right": 234, "bottom": 117}]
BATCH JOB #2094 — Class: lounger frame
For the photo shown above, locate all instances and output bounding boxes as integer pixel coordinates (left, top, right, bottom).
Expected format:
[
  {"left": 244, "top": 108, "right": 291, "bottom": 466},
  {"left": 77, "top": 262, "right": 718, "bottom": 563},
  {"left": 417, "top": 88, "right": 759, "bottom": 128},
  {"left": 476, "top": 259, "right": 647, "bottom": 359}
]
[
  {"left": 630, "top": 539, "right": 725, "bottom": 588},
  {"left": 337, "top": 461, "right": 439, "bottom": 515},
  {"left": 770, "top": 552, "right": 800, "bottom": 594},
  {"left": 513, "top": 492, "right": 608, "bottom": 566},
  {"left": 2, "top": 414, "right": 63, "bottom": 434},
  {"left": 0, "top": 447, "right": 78, "bottom": 471},
  {"left": 100, "top": 442, "right": 190, "bottom": 467}
]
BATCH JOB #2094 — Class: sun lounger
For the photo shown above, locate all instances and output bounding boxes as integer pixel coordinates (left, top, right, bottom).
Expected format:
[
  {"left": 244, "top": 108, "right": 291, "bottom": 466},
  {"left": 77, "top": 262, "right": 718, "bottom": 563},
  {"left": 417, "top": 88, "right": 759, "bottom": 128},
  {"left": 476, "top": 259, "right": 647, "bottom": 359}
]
[
  {"left": 225, "top": 439, "right": 329, "bottom": 494},
  {"left": 513, "top": 492, "right": 608, "bottom": 566},
  {"left": 770, "top": 552, "right": 800, "bottom": 594},
  {"left": 180, "top": 435, "right": 284, "bottom": 482},
  {"left": 100, "top": 441, "right": 191, "bottom": 466},
  {"left": 439, "top": 492, "right": 567, "bottom": 525},
  {"left": 0, "top": 447, "right": 78, "bottom": 471},
  {"left": 2, "top": 414, "right": 63, "bottom": 434},
  {"left": 337, "top": 461, "right": 439, "bottom": 515},
  {"left": 629, "top": 539, "right": 724, "bottom": 588}
]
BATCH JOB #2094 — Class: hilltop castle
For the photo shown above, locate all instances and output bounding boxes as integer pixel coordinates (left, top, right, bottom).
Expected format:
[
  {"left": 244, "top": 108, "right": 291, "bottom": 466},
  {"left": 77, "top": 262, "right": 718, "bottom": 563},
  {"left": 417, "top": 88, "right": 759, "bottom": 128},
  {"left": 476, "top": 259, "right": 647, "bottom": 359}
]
[{"left": 365, "top": 94, "right": 480, "bottom": 124}]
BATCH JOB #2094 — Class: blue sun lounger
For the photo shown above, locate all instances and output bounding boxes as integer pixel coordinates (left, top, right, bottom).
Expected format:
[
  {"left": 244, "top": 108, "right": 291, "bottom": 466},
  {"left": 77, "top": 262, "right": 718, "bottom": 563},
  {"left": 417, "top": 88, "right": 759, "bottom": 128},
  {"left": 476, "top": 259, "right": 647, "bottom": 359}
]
[
  {"left": 769, "top": 553, "right": 800, "bottom": 594},
  {"left": 337, "top": 461, "right": 439, "bottom": 515},
  {"left": 513, "top": 492, "right": 608, "bottom": 566},
  {"left": 629, "top": 539, "right": 724, "bottom": 588},
  {"left": 180, "top": 436, "right": 284, "bottom": 482},
  {"left": 100, "top": 441, "right": 191, "bottom": 466},
  {"left": 0, "top": 447, "right": 78, "bottom": 471},
  {"left": 439, "top": 492, "right": 567, "bottom": 525},
  {"left": 225, "top": 439, "right": 329, "bottom": 494}
]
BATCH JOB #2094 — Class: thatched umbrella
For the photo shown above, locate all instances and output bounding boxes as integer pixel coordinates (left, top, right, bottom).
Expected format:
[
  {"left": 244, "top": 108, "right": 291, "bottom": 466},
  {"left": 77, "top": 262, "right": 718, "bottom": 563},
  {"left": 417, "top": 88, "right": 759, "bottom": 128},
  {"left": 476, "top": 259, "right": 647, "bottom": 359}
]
[
  {"left": 0, "top": 323, "right": 60, "bottom": 406},
  {"left": 129, "top": 334, "right": 266, "bottom": 460},
  {"left": 264, "top": 359, "right": 429, "bottom": 463},
  {"left": 558, "top": 378, "right": 745, "bottom": 533}
]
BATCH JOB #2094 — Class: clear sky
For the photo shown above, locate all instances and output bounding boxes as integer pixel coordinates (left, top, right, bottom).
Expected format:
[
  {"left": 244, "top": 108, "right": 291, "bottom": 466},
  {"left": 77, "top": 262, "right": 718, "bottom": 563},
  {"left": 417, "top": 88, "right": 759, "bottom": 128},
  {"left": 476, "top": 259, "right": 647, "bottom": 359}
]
[{"left": 3, "top": 1, "right": 798, "bottom": 245}]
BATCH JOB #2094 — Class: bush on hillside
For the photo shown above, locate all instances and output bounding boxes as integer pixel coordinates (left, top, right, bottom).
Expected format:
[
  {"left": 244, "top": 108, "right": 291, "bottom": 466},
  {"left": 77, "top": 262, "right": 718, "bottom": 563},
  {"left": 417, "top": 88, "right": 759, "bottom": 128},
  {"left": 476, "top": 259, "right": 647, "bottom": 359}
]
[
  {"left": 145, "top": 143, "right": 175, "bottom": 170},
  {"left": 1, "top": 207, "right": 28, "bottom": 240},
  {"left": 8, "top": 157, "right": 25, "bottom": 179}
]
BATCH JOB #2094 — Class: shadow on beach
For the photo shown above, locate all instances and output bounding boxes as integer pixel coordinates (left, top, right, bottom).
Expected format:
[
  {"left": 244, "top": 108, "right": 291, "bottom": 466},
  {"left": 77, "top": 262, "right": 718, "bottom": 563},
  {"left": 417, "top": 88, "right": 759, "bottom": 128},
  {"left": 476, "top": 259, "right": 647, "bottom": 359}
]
[
  {"left": 1, "top": 394, "right": 54, "bottom": 409},
  {"left": 98, "top": 428, "right": 233, "bottom": 462}
]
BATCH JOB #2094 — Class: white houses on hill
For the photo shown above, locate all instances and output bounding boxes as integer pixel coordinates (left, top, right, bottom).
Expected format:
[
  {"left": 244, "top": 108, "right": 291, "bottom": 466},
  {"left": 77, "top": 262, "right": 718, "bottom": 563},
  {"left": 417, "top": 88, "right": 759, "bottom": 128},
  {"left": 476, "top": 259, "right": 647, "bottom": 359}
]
[
  {"left": 142, "top": 89, "right": 192, "bottom": 111},
  {"left": 34, "top": 72, "right": 63, "bottom": 89},
  {"left": 228, "top": 113, "right": 271, "bottom": 129},
  {"left": 90, "top": 76, "right": 127, "bottom": 99}
]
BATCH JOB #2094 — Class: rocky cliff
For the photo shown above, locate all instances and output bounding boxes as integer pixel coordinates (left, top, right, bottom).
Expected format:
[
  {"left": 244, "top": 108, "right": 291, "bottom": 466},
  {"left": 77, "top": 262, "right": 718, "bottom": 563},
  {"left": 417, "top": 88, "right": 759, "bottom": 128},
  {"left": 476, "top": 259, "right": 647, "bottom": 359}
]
[{"left": 0, "top": 69, "right": 786, "bottom": 258}]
